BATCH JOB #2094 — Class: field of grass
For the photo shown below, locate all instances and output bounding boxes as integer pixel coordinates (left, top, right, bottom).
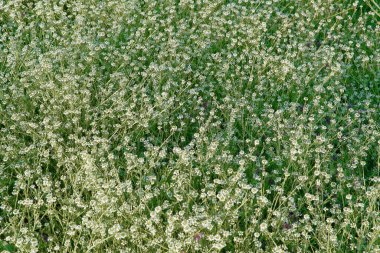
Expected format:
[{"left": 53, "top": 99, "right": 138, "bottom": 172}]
[{"left": 0, "top": 0, "right": 379, "bottom": 252}]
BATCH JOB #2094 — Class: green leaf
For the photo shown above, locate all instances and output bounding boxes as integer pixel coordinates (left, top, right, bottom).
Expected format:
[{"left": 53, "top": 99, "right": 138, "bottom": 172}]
[{"left": 0, "top": 240, "right": 16, "bottom": 252}]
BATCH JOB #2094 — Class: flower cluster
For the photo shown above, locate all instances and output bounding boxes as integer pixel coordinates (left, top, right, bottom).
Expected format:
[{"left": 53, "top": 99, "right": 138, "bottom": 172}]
[{"left": 0, "top": 0, "right": 379, "bottom": 252}]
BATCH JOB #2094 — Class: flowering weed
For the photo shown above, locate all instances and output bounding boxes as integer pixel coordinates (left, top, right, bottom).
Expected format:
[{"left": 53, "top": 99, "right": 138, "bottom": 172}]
[{"left": 0, "top": 0, "right": 379, "bottom": 252}]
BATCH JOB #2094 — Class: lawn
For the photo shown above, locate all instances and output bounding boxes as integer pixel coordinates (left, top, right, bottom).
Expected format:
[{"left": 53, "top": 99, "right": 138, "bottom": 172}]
[{"left": 0, "top": 0, "right": 379, "bottom": 252}]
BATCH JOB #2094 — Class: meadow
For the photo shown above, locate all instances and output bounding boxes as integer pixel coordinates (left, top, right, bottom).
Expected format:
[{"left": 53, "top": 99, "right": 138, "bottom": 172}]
[{"left": 0, "top": 0, "right": 379, "bottom": 252}]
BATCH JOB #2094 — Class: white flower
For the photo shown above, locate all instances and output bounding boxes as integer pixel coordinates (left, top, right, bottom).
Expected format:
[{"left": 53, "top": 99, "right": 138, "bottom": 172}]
[{"left": 260, "top": 222, "right": 268, "bottom": 232}]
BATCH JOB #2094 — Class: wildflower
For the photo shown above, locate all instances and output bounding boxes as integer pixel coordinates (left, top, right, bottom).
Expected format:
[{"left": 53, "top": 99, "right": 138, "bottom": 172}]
[{"left": 194, "top": 232, "right": 204, "bottom": 243}]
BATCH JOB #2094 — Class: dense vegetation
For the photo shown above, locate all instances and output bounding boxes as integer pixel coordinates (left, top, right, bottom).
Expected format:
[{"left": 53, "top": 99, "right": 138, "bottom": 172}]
[{"left": 0, "top": 0, "right": 379, "bottom": 252}]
